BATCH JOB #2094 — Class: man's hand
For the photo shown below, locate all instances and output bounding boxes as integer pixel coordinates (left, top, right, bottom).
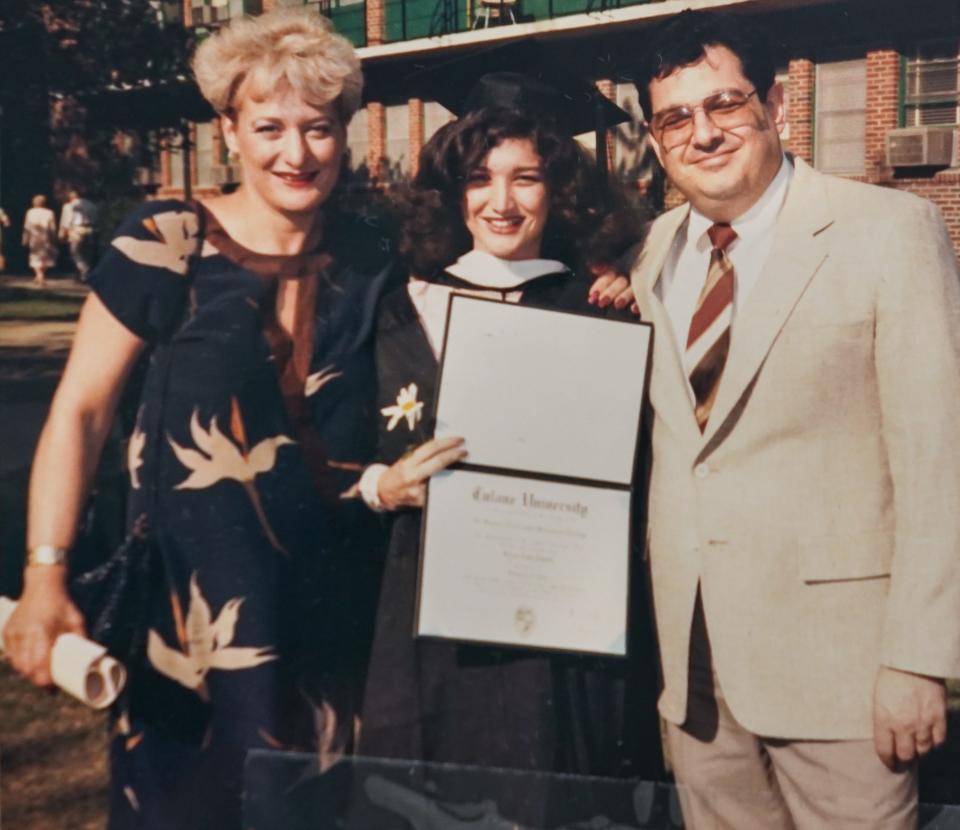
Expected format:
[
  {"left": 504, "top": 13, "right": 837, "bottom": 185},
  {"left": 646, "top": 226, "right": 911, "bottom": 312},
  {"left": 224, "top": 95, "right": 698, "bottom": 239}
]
[
  {"left": 873, "top": 665, "right": 947, "bottom": 769},
  {"left": 588, "top": 267, "right": 639, "bottom": 315}
]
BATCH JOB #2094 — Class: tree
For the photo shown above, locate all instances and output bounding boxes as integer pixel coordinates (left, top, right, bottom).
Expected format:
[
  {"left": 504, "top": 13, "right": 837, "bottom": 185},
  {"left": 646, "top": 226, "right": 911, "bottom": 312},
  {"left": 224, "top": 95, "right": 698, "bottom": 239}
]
[{"left": 0, "top": 0, "right": 196, "bottom": 264}]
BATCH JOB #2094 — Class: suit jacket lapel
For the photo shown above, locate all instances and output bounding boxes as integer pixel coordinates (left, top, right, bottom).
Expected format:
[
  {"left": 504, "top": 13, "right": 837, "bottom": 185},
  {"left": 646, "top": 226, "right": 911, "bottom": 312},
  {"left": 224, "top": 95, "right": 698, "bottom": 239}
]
[
  {"left": 633, "top": 204, "right": 703, "bottom": 442},
  {"left": 702, "top": 158, "right": 834, "bottom": 444}
]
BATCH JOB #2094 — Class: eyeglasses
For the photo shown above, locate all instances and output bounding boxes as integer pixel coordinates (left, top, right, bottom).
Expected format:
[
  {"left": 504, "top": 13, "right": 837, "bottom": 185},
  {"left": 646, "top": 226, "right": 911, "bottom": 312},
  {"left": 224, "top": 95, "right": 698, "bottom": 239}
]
[{"left": 649, "top": 89, "right": 759, "bottom": 150}]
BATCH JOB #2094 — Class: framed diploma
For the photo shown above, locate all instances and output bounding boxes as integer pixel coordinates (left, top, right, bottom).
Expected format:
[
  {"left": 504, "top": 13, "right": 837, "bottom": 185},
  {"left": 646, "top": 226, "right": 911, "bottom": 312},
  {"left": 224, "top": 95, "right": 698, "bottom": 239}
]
[{"left": 415, "top": 295, "right": 652, "bottom": 657}]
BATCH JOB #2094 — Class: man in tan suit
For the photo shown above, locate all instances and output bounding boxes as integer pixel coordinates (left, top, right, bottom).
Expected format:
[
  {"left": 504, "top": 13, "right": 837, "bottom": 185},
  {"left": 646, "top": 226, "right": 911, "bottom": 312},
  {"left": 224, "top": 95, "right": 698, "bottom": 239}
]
[{"left": 630, "top": 10, "right": 960, "bottom": 828}]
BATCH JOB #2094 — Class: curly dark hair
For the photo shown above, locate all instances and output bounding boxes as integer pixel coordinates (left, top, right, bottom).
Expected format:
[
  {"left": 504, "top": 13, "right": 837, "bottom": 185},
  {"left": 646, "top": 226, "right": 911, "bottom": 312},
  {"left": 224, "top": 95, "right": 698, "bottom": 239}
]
[{"left": 397, "top": 107, "right": 643, "bottom": 279}]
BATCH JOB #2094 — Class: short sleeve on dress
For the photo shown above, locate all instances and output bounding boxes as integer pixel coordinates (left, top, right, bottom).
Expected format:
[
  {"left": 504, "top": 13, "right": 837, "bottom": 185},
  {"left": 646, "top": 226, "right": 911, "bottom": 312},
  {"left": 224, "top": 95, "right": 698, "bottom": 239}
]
[{"left": 88, "top": 200, "right": 199, "bottom": 343}]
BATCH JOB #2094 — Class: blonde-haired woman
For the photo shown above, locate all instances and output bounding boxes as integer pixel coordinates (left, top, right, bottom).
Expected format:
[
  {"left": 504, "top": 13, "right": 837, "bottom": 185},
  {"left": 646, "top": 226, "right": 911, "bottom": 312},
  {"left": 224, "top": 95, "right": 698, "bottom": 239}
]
[
  {"left": 5, "top": 9, "right": 395, "bottom": 827},
  {"left": 22, "top": 194, "right": 58, "bottom": 286}
]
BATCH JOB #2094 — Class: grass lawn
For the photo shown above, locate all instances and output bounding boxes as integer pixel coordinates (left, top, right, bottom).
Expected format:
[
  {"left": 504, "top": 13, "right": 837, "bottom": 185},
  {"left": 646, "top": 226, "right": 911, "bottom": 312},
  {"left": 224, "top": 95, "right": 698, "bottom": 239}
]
[
  {"left": 0, "top": 289, "right": 107, "bottom": 828},
  {"left": 0, "top": 664, "right": 109, "bottom": 830},
  {"left": 0, "top": 286, "right": 83, "bottom": 321}
]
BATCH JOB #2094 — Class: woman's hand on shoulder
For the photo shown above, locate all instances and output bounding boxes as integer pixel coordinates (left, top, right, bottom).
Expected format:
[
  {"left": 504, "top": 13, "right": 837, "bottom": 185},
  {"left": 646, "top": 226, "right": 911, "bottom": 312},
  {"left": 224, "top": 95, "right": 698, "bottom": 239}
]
[
  {"left": 5, "top": 568, "right": 86, "bottom": 687},
  {"left": 378, "top": 437, "right": 467, "bottom": 510},
  {"left": 588, "top": 267, "right": 639, "bottom": 316}
]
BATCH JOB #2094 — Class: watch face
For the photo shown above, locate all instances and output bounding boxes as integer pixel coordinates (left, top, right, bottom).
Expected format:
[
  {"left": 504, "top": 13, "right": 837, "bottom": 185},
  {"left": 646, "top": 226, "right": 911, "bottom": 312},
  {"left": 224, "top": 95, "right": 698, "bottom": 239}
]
[{"left": 28, "top": 545, "right": 68, "bottom": 566}]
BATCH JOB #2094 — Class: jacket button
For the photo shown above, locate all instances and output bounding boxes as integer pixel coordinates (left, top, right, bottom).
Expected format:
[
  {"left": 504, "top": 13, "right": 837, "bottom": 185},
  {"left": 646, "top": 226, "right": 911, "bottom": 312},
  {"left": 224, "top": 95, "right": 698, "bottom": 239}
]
[{"left": 694, "top": 463, "right": 711, "bottom": 479}]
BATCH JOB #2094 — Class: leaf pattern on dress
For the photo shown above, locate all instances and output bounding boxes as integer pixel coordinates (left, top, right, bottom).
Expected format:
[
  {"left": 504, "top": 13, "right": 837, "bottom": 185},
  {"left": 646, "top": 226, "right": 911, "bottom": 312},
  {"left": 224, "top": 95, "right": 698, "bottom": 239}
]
[
  {"left": 113, "top": 709, "right": 145, "bottom": 752},
  {"left": 168, "top": 399, "right": 294, "bottom": 553},
  {"left": 258, "top": 728, "right": 288, "bottom": 750},
  {"left": 147, "top": 572, "right": 277, "bottom": 694},
  {"left": 305, "top": 364, "right": 343, "bottom": 398},
  {"left": 169, "top": 406, "right": 293, "bottom": 489},
  {"left": 127, "top": 408, "right": 146, "bottom": 490},
  {"left": 123, "top": 786, "right": 141, "bottom": 812},
  {"left": 111, "top": 210, "right": 200, "bottom": 276}
]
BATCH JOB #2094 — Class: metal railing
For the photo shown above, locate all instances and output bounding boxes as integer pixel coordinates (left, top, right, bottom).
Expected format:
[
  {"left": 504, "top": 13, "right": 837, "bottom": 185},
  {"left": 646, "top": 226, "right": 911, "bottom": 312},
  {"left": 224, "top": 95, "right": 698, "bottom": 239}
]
[
  {"left": 382, "top": 0, "right": 659, "bottom": 42},
  {"left": 305, "top": 0, "right": 367, "bottom": 46},
  {"left": 184, "top": 0, "right": 365, "bottom": 46},
  {"left": 184, "top": 0, "right": 658, "bottom": 48}
]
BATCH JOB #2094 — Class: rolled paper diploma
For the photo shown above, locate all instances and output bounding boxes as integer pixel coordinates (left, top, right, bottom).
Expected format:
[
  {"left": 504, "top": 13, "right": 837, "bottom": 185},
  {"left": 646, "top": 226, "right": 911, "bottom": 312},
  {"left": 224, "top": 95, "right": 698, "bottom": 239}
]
[{"left": 0, "top": 596, "right": 126, "bottom": 709}]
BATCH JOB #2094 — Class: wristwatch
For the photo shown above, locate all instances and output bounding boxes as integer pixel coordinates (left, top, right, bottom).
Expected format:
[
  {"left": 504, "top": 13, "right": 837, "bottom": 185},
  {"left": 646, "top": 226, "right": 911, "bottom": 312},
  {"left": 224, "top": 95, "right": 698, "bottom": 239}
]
[{"left": 26, "top": 545, "right": 68, "bottom": 566}]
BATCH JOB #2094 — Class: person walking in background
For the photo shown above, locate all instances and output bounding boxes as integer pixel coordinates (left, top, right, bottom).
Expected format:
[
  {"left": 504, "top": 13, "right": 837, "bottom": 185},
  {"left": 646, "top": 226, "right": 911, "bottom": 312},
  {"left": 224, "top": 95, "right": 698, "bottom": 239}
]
[
  {"left": 59, "top": 189, "right": 98, "bottom": 281},
  {"left": 22, "top": 194, "right": 58, "bottom": 287},
  {"left": 630, "top": 10, "right": 960, "bottom": 829},
  {"left": 0, "top": 206, "right": 10, "bottom": 272}
]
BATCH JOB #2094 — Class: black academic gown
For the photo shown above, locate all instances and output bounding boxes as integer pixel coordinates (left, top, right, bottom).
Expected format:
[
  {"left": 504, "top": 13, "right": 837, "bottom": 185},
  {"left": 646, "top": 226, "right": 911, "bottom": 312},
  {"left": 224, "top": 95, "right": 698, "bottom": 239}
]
[{"left": 359, "top": 266, "right": 663, "bottom": 798}]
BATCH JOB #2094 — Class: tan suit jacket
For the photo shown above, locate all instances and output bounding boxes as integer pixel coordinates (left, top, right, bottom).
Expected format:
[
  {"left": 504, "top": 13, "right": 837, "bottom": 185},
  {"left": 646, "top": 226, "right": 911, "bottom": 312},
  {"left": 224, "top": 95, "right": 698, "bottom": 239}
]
[{"left": 631, "top": 157, "right": 960, "bottom": 740}]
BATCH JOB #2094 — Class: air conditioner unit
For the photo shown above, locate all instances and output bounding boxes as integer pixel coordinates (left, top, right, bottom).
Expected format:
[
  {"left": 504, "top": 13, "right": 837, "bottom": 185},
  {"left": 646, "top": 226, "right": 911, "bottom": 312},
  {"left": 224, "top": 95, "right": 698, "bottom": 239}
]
[{"left": 886, "top": 126, "right": 957, "bottom": 168}]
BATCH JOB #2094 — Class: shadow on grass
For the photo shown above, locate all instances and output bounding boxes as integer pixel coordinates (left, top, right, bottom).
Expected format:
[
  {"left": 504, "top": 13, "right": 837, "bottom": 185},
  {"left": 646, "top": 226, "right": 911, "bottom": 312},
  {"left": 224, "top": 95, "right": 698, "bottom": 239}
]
[
  {"left": 2, "top": 778, "right": 109, "bottom": 830},
  {"left": 2, "top": 724, "right": 109, "bottom": 772},
  {"left": 0, "top": 346, "right": 66, "bottom": 402},
  {"left": 0, "top": 286, "right": 83, "bottom": 321},
  {"left": 0, "top": 664, "right": 109, "bottom": 830},
  {"left": 0, "top": 340, "right": 64, "bottom": 596}
]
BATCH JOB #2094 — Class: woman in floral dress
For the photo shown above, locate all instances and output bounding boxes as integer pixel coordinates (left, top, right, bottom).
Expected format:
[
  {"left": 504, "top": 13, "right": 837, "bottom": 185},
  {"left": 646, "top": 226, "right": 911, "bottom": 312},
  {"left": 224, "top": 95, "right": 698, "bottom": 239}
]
[
  {"left": 5, "top": 10, "right": 395, "bottom": 828},
  {"left": 22, "top": 194, "right": 58, "bottom": 286},
  {"left": 357, "top": 79, "right": 664, "bottom": 798}
]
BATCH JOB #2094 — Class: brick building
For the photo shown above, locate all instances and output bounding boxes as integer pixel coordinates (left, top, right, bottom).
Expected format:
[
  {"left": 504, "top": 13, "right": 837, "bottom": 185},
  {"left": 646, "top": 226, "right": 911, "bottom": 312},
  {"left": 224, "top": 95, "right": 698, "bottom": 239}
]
[{"left": 164, "top": 0, "right": 960, "bottom": 254}]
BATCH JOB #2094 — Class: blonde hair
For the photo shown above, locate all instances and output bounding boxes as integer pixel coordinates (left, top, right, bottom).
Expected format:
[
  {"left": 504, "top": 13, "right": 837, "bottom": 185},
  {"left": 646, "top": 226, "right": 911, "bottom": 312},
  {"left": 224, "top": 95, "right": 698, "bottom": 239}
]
[{"left": 192, "top": 9, "right": 362, "bottom": 122}]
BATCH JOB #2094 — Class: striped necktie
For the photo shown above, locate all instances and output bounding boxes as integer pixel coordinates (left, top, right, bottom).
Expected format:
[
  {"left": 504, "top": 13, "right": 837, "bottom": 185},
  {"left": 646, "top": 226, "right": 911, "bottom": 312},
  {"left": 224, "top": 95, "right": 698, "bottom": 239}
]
[{"left": 684, "top": 222, "right": 737, "bottom": 433}]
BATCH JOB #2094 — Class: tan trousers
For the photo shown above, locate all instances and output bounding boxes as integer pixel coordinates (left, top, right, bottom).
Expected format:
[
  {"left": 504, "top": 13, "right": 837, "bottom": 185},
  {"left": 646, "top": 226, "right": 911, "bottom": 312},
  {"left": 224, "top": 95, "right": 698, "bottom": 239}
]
[{"left": 667, "top": 598, "right": 917, "bottom": 830}]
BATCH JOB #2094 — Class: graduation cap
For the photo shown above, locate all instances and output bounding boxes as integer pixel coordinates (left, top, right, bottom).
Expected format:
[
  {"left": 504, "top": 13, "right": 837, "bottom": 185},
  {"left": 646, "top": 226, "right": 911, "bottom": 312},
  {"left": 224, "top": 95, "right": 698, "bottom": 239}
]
[{"left": 401, "top": 41, "right": 630, "bottom": 157}]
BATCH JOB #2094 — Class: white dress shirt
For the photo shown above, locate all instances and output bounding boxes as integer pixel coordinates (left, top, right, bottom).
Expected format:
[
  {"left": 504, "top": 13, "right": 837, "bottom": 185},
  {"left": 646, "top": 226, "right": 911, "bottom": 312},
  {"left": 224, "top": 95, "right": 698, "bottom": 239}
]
[
  {"left": 59, "top": 197, "right": 98, "bottom": 232},
  {"left": 658, "top": 156, "right": 793, "bottom": 380}
]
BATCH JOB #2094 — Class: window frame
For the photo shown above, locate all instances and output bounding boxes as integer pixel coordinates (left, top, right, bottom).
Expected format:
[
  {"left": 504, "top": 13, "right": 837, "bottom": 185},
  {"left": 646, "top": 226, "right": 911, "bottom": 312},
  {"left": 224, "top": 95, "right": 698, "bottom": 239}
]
[
  {"left": 813, "top": 56, "right": 867, "bottom": 176},
  {"left": 900, "top": 40, "right": 960, "bottom": 128}
]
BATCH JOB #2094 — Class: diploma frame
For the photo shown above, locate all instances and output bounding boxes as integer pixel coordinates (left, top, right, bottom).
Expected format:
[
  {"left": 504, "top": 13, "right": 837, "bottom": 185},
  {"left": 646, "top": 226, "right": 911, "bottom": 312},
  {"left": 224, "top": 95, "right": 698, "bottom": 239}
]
[{"left": 414, "top": 295, "right": 653, "bottom": 658}]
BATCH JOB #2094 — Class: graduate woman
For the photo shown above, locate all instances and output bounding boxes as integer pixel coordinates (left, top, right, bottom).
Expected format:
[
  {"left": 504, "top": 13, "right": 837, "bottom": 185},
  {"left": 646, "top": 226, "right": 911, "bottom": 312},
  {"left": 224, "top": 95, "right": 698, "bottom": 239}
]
[{"left": 357, "top": 74, "right": 662, "bottom": 789}]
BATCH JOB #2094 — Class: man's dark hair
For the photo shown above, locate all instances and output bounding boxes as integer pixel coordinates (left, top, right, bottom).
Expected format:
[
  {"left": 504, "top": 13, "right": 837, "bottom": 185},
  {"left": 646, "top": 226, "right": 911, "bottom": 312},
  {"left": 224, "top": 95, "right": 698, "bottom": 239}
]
[
  {"left": 397, "top": 107, "right": 642, "bottom": 278},
  {"left": 633, "top": 10, "right": 777, "bottom": 120}
]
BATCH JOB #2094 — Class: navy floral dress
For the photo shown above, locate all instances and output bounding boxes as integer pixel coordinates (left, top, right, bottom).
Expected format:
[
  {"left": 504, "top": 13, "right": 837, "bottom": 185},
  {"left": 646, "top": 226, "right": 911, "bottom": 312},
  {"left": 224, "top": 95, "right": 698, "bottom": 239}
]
[{"left": 86, "top": 199, "right": 397, "bottom": 829}]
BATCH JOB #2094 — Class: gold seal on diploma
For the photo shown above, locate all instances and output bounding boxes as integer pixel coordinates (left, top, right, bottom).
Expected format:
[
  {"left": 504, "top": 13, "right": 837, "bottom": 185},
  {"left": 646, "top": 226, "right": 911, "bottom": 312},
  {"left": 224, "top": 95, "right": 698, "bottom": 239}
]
[{"left": 514, "top": 607, "right": 535, "bottom": 636}]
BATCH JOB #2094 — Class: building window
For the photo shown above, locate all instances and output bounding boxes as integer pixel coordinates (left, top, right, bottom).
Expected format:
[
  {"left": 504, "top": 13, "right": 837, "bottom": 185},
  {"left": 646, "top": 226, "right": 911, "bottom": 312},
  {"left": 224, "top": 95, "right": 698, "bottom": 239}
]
[
  {"left": 384, "top": 103, "right": 410, "bottom": 181},
  {"left": 613, "top": 82, "right": 644, "bottom": 180},
  {"left": 190, "top": 0, "right": 253, "bottom": 27},
  {"left": 775, "top": 68, "right": 790, "bottom": 142},
  {"left": 814, "top": 59, "right": 866, "bottom": 175},
  {"left": 346, "top": 106, "right": 369, "bottom": 173},
  {"left": 904, "top": 42, "right": 960, "bottom": 127},
  {"left": 167, "top": 135, "right": 185, "bottom": 190},
  {"left": 148, "top": 0, "right": 183, "bottom": 24},
  {"left": 195, "top": 121, "right": 217, "bottom": 188},
  {"left": 424, "top": 101, "right": 454, "bottom": 144}
]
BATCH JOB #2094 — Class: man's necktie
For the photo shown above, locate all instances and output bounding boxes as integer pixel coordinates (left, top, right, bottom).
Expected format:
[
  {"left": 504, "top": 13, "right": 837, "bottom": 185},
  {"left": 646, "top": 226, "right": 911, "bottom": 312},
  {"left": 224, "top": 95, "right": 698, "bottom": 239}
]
[{"left": 684, "top": 223, "right": 737, "bottom": 433}]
